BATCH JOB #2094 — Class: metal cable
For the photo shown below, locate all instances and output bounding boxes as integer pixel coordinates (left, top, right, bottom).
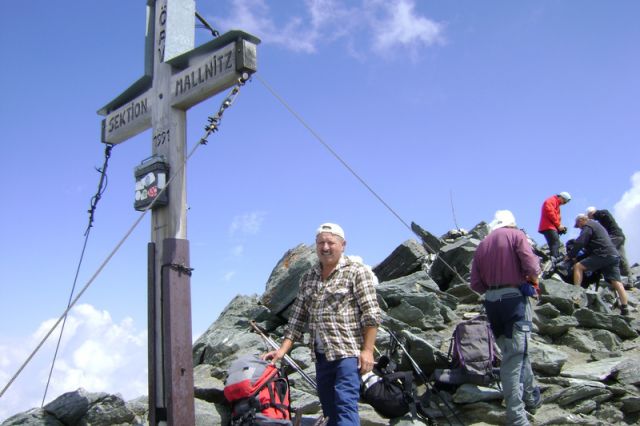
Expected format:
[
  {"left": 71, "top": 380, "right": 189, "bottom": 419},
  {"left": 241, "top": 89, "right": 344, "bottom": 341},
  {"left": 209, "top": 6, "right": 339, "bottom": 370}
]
[
  {"left": 0, "top": 77, "right": 248, "bottom": 401},
  {"left": 449, "top": 189, "right": 461, "bottom": 231},
  {"left": 86, "top": 145, "right": 113, "bottom": 235},
  {"left": 195, "top": 11, "right": 220, "bottom": 38},
  {"left": 256, "top": 75, "right": 413, "bottom": 233},
  {"left": 255, "top": 74, "right": 468, "bottom": 285},
  {"left": 40, "top": 143, "right": 114, "bottom": 407}
]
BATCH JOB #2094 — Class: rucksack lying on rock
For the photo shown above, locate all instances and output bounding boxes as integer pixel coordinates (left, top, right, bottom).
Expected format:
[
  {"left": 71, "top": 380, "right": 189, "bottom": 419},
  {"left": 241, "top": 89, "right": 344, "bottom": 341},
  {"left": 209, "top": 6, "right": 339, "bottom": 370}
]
[
  {"left": 361, "top": 354, "right": 425, "bottom": 420},
  {"left": 433, "top": 314, "right": 501, "bottom": 389},
  {"left": 361, "top": 327, "right": 437, "bottom": 423}
]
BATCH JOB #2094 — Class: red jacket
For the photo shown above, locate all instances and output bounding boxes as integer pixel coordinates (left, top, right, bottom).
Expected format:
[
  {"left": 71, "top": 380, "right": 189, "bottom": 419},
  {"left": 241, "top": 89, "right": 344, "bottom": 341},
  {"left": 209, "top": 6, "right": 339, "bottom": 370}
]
[{"left": 538, "top": 195, "right": 563, "bottom": 232}]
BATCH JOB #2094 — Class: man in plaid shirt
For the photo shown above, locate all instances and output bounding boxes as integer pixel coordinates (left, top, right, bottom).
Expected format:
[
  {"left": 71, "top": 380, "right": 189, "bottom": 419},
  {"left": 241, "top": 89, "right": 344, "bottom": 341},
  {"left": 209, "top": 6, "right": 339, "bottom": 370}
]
[{"left": 264, "top": 223, "right": 381, "bottom": 425}]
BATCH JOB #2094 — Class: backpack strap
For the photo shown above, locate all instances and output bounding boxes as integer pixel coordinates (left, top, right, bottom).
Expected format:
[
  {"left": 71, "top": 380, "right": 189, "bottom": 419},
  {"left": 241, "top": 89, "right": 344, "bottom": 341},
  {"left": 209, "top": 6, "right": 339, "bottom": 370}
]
[
  {"left": 451, "top": 325, "right": 464, "bottom": 369},
  {"left": 233, "top": 370, "right": 291, "bottom": 421},
  {"left": 446, "top": 335, "right": 454, "bottom": 364},
  {"left": 264, "top": 376, "right": 291, "bottom": 417}
]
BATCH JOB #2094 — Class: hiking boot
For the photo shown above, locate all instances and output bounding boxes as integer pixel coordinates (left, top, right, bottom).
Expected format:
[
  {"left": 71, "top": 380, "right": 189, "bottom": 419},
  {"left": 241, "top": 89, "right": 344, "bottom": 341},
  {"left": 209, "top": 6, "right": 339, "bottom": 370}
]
[
  {"left": 525, "top": 386, "right": 542, "bottom": 415},
  {"left": 620, "top": 305, "right": 630, "bottom": 317}
]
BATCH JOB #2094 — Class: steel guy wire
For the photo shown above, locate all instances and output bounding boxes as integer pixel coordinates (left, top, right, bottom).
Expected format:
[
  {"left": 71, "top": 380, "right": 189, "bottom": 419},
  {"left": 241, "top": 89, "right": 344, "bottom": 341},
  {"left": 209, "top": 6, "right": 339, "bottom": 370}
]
[
  {"left": 86, "top": 144, "right": 113, "bottom": 235},
  {"left": 0, "top": 76, "right": 248, "bottom": 401},
  {"left": 41, "top": 143, "right": 114, "bottom": 407},
  {"left": 256, "top": 74, "right": 413, "bottom": 234},
  {"left": 449, "top": 189, "right": 461, "bottom": 231},
  {"left": 255, "top": 74, "right": 468, "bottom": 285},
  {"left": 195, "top": 11, "right": 220, "bottom": 38}
]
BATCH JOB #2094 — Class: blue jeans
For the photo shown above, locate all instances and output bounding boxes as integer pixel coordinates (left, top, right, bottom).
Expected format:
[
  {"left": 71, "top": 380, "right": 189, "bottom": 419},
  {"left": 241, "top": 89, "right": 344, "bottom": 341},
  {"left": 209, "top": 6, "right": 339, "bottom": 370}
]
[
  {"left": 315, "top": 353, "right": 360, "bottom": 426},
  {"left": 485, "top": 288, "right": 537, "bottom": 426}
]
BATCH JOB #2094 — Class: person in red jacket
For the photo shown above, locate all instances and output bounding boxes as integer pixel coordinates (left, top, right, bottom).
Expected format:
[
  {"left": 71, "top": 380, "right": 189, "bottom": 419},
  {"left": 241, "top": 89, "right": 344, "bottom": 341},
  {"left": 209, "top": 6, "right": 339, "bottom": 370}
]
[{"left": 538, "top": 192, "right": 571, "bottom": 260}]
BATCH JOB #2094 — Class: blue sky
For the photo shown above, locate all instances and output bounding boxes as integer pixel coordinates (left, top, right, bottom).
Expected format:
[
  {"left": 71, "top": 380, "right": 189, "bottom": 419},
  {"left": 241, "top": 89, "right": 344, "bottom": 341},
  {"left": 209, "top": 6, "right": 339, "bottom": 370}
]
[{"left": 1, "top": 0, "right": 639, "bottom": 419}]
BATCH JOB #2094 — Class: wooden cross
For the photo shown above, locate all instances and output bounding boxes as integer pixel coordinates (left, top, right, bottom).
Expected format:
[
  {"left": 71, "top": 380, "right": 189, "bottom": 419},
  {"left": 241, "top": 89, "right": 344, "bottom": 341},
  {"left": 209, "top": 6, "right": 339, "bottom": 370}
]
[{"left": 97, "top": 1, "right": 259, "bottom": 424}]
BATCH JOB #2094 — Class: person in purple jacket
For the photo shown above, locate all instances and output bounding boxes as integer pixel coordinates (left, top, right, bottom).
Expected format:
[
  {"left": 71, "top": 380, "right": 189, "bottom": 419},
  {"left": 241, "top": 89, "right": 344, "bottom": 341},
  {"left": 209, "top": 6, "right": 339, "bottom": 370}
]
[{"left": 471, "top": 210, "right": 542, "bottom": 425}]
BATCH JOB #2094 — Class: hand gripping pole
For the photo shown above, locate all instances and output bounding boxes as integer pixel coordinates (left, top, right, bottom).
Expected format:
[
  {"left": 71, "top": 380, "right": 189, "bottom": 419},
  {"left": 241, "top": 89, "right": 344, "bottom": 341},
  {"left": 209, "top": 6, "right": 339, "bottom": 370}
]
[{"left": 249, "top": 320, "right": 318, "bottom": 389}]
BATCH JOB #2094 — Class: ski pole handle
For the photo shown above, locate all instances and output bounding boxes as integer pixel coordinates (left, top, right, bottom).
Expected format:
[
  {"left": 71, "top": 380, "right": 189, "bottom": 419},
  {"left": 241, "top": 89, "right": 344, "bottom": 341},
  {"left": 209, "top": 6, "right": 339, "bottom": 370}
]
[{"left": 250, "top": 320, "right": 318, "bottom": 389}]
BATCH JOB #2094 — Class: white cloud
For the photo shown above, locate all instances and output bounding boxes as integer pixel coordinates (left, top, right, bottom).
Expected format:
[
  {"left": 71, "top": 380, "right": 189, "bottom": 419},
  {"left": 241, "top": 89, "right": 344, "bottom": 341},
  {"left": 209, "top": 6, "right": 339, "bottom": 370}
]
[
  {"left": 308, "top": 0, "right": 341, "bottom": 27},
  {"left": 215, "top": 0, "right": 443, "bottom": 57},
  {"left": 0, "top": 304, "right": 147, "bottom": 422},
  {"left": 369, "top": 0, "right": 444, "bottom": 55},
  {"left": 614, "top": 171, "right": 640, "bottom": 265},
  {"left": 217, "top": 0, "right": 320, "bottom": 53},
  {"left": 306, "top": 0, "right": 360, "bottom": 41},
  {"left": 229, "top": 211, "right": 267, "bottom": 237},
  {"left": 224, "top": 271, "right": 236, "bottom": 282}
]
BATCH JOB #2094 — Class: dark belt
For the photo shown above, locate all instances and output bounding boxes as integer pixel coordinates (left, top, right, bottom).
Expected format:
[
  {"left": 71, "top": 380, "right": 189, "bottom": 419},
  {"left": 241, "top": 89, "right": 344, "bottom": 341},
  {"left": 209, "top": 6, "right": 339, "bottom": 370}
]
[{"left": 488, "top": 284, "right": 519, "bottom": 289}]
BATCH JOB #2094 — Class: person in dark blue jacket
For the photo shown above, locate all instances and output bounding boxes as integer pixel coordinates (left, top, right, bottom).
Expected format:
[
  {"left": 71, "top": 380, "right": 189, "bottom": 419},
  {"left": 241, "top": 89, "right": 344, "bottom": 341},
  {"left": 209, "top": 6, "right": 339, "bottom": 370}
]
[
  {"left": 569, "top": 214, "right": 629, "bottom": 316},
  {"left": 586, "top": 206, "right": 635, "bottom": 287}
]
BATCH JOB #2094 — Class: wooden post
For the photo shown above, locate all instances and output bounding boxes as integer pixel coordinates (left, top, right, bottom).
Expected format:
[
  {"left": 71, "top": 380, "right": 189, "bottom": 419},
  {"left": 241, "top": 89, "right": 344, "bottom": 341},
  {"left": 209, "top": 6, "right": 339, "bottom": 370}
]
[
  {"left": 149, "top": 2, "right": 193, "bottom": 423},
  {"left": 97, "top": 1, "right": 259, "bottom": 424}
]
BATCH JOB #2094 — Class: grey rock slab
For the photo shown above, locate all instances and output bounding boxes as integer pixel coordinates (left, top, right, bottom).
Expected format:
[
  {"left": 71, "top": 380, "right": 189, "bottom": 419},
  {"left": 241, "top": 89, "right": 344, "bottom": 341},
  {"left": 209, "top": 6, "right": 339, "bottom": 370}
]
[
  {"left": 452, "top": 384, "right": 502, "bottom": 404},
  {"left": 561, "top": 356, "right": 634, "bottom": 381}
]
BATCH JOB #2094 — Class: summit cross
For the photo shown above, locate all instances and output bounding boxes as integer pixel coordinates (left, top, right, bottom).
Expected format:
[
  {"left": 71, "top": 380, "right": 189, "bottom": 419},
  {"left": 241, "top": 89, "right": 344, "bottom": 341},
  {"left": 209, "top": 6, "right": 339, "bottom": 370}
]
[{"left": 97, "top": 1, "right": 258, "bottom": 424}]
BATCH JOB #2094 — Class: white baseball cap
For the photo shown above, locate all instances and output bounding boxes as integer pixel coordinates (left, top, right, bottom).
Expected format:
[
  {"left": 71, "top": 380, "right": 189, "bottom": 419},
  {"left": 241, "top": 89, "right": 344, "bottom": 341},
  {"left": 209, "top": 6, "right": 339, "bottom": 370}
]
[
  {"left": 316, "top": 223, "right": 345, "bottom": 239},
  {"left": 558, "top": 192, "right": 572, "bottom": 202}
]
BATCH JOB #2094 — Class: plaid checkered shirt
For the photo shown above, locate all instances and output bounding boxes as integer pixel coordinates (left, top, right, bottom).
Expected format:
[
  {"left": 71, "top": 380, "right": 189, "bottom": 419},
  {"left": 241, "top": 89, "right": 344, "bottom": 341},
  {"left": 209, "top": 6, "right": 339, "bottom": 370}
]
[{"left": 284, "top": 255, "right": 381, "bottom": 361}]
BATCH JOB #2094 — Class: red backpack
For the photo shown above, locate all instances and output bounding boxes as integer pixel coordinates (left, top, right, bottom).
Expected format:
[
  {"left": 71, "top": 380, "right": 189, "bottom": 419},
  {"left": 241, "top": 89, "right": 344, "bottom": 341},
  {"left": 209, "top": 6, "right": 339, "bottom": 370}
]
[{"left": 224, "top": 355, "right": 292, "bottom": 425}]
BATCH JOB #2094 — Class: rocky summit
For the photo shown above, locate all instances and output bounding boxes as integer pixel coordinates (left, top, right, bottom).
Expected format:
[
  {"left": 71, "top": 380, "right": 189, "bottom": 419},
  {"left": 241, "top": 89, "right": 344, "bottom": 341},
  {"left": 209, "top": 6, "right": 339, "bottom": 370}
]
[{"left": 3, "top": 220, "right": 640, "bottom": 425}]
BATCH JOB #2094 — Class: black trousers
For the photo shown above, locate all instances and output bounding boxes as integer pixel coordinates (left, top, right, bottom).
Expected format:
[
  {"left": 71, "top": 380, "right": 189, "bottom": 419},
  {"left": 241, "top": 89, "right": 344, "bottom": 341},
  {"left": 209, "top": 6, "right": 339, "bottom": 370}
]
[{"left": 541, "top": 229, "right": 561, "bottom": 258}]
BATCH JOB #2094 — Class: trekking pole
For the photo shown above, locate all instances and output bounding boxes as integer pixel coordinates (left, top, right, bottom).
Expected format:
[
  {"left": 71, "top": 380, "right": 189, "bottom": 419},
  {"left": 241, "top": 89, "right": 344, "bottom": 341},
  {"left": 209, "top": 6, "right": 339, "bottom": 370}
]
[
  {"left": 293, "top": 408, "right": 303, "bottom": 426},
  {"left": 250, "top": 320, "right": 318, "bottom": 389},
  {"left": 379, "top": 325, "right": 465, "bottom": 426},
  {"left": 312, "top": 416, "right": 329, "bottom": 426}
]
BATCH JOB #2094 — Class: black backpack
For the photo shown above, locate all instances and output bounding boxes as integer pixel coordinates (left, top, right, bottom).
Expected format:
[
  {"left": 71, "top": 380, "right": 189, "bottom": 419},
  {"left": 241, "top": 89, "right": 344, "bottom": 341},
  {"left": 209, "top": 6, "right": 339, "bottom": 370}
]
[
  {"left": 361, "top": 335, "right": 432, "bottom": 422},
  {"left": 361, "top": 356, "right": 418, "bottom": 419}
]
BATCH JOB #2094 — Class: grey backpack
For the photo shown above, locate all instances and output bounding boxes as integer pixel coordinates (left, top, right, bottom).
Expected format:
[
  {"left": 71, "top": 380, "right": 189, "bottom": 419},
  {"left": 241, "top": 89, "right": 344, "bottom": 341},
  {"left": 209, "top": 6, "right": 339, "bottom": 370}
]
[{"left": 434, "top": 315, "right": 501, "bottom": 387}]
